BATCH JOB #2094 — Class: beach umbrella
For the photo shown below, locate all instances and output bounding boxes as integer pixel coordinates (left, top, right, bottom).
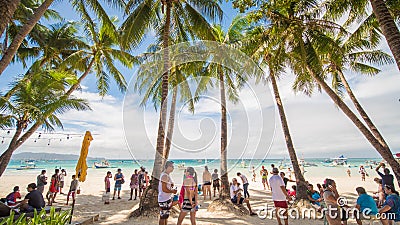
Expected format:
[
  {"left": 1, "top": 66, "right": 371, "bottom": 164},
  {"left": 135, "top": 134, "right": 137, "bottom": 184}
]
[{"left": 75, "top": 131, "right": 93, "bottom": 182}]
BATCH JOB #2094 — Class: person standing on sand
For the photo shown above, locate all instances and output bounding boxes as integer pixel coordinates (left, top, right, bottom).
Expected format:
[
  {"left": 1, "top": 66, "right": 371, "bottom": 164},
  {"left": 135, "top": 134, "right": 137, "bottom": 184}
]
[
  {"left": 158, "top": 161, "right": 178, "bottom": 225},
  {"left": 269, "top": 168, "right": 290, "bottom": 225},
  {"left": 202, "top": 166, "right": 212, "bottom": 200},
  {"left": 65, "top": 175, "right": 78, "bottom": 205},
  {"left": 260, "top": 166, "right": 270, "bottom": 190},
  {"left": 251, "top": 166, "right": 256, "bottom": 182},
  {"left": 129, "top": 169, "right": 139, "bottom": 201},
  {"left": 212, "top": 169, "right": 220, "bottom": 197},
  {"left": 376, "top": 163, "right": 395, "bottom": 189},
  {"left": 112, "top": 168, "right": 124, "bottom": 200},
  {"left": 58, "top": 169, "right": 67, "bottom": 194},
  {"left": 237, "top": 172, "right": 250, "bottom": 198},
  {"left": 287, "top": 168, "right": 292, "bottom": 180},
  {"left": 177, "top": 167, "right": 199, "bottom": 225},
  {"left": 346, "top": 168, "right": 351, "bottom": 177},
  {"left": 104, "top": 171, "right": 112, "bottom": 204},
  {"left": 359, "top": 166, "right": 366, "bottom": 181},
  {"left": 36, "top": 170, "right": 47, "bottom": 193}
]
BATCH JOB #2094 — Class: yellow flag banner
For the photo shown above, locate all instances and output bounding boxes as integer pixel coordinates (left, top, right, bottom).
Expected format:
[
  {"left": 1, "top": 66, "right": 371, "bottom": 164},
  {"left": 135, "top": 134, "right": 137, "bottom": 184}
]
[{"left": 75, "top": 131, "right": 93, "bottom": 182}]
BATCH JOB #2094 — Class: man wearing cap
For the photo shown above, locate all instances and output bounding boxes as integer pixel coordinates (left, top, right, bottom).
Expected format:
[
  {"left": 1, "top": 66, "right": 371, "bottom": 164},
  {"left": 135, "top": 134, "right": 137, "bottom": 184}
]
[
  {"left": 20, "top": 183, "right": 45, "bottom": 212},
  {"left": 269, "top": 168, "right": 290, "bottom": 225},
  {"left": 158, "top": 161, "right": 177, "bottom": 225}
]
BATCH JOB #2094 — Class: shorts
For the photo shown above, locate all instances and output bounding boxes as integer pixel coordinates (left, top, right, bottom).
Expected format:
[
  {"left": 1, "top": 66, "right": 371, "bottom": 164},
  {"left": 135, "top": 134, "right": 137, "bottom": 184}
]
[
  {"left": 231, "top": 196, "right": 244, "bottom": 204},
  {"left": 341, "top": 208, "right": 348, "bottom": 221},
  {"left": 204, "top": 181, "right": 211, "bottom": 186},
  {"left": 213, "top": 180, "right": 220, "bottom": 189},
  {"left": 130, "top": 184, "right": 139, "bottom": 189},
  {"left": 68, "top": 191, "right": 76, "bottom": 198},
  {"left": 114, "top": 185, "right": 121, "bottom": 191},
  {"left": 59, "top": 181, "right": 64, "bottom": 188},
  {"left": 158, "top": 199, "right": 172, "bottom": 219},
  {"left": 47, "top": 191, "right": 55, "bottom": 197},
  {"left": 262, "top": 177, "right": 268, "bottom": 183},
  {"left": 182, "top": 198, "right": 196, "bottom": 212},
  {"left": 274, "top": 201, "right": 288, "bottom": 208}
]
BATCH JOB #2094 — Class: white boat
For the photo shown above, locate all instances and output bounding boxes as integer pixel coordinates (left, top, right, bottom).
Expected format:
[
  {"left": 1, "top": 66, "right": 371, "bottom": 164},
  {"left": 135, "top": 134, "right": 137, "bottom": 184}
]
[
  {"left": 94, "top": 160, "right": 110, "bottom": 169},
  {"left": 331, "top": 155, "right": 348, "bottom": 166},
  {"left": 16, "top": 160, "right": 38, "bottom": 170}
]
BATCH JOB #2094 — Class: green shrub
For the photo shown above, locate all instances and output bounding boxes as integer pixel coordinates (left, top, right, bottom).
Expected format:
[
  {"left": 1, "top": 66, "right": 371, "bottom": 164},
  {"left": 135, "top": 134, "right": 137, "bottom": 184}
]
[{"left": 0, "top": 208, "right": 71, "bottom": 225}]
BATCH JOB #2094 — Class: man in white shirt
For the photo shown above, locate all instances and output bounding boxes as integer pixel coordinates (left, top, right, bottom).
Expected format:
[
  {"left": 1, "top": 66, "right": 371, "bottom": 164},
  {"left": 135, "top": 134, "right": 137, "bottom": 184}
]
[
  {"left": 230, "top": 178, "right": 257, "bottom": 216},
  {"left": 269, "top": 168, "right": 290, "bottom": 225},
  {"left": 158, "top": 161, "right": 177, "bottom": 225},
  {"left": 237, "top": 172, "right": 250, "bottom": 198}
]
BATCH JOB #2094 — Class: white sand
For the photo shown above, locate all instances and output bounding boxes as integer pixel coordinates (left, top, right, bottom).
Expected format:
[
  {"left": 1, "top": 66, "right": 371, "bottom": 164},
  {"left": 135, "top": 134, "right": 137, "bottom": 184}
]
[{"left": 0, "top": 166, "right": 387, "bottom": 225}]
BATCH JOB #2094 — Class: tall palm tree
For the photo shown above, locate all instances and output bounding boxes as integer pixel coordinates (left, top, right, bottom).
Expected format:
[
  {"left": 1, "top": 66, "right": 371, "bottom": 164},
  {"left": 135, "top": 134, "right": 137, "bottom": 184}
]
[
  {"left": 194, "top": 16, "right": 250, "bottom": 198},
  {"left": 263, "top": 0, "right": 400, "bottom": 185},
  {"left": 0, "top": 0, "right": 125, "bottom": 76},
  {"left": 0, "top": 69, "right": 91, "bottom": 176},
  {"left": 242, "top": 26, "right": 309, "bottom": 199},
  {"left": 121, "top": 0, "right": 222, "bottom": 208}
]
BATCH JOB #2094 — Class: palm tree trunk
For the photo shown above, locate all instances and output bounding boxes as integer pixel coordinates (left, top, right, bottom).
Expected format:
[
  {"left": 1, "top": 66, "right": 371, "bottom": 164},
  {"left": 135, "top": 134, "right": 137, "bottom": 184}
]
[
  {"left": 270, "top": 72, "right": 308, "bottom": 200},
  {"left": 162, "top": 85, "right": 178, "bottom": 166},
  {"left": 0, "top": 0, "right": 20, "bottom": 38},
  {"left": 219, "top": 66, "right": 230, "bottom": 199},
  {"left": 370, "top": 0, "right": 400, "bottom": 71},
  {"left": 0, "top": 0, "right": 54, "bottom": 76},
  {"left": 308, "top": 66, "right": 400, "bottom": 186},
  {"left": 139, "top": 0, "right": 172, "bottom": 212},
  {"left": 65, "top": 57, "right": 96, "bottom": 96},
  {"left": 338, "top": 70, "right": 389, "bottom": 148}
]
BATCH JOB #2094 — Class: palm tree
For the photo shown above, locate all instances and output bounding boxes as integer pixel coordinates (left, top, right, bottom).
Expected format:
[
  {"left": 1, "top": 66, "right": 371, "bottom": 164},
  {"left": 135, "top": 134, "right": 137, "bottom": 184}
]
[
  {"left": 0, "top": 69, "right": 91, "bottom": 176},
  {"left": 0, "top": 0, "right": 21, "bottom": 38},
  {"left": 262, "top": 0, "right": 400, "bottom": 185},
  {"left": 325, "top": 21, "right": 394, "bottom": 154},
  {"left": 0, "top": 0, "right": 125, "bottom": 76},
  {"left": 241, "top": 25, "right": 309, "bottom": 199},
  {"left": 323, "top": 0, "right": 400, "bottom": 71},
  {"left": 193, "top": 16, "right": 251, "bottom": 199},
  {"left": 121, "top": 0, "right": 222, "bottom": 208}
]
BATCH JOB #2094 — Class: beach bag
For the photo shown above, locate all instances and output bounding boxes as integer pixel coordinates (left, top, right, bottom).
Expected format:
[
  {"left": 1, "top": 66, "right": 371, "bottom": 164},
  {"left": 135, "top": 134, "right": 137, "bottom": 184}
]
[
  {"left": 121, "top": 178, "right": 125, "bottom": 184},
  {"left": 178, "top": 186, "right": 185, "bottom": 205},
  {"left": 102, "top": 192, "right": 110, "bottom": 202},
  {"left": 77, "top": 188, "right": 81, "bottom": 194}
]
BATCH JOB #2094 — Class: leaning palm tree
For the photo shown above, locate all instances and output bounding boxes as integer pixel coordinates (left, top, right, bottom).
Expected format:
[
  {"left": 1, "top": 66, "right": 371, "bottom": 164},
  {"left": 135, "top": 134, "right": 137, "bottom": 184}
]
[
  {"left": 242, "top": 25, "right": 309, "bottom": 200},
  {"left": 0, "top": 0, "right": 21, "bottom": 38},
  {"left": 0, "top": 0, "right": 125, "bottom": 75},
  {"left": 0, "top": 69, "right": 91, "bottom": 176},
  {"left": 121, "top": 0, "right": 222, "bottom": 211},
  {"left": 263, "top": 0, "right": 400, "bottom": 184},
  {"left": 323, "top": 0, "right": 400, "bottom": 71}
]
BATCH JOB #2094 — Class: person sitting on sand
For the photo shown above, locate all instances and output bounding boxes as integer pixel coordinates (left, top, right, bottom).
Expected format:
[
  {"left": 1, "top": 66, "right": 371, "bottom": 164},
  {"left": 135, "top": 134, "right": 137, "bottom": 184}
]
[
  {"left": 129, "top": 169, "right": 139, "bottom": 201},
  {"left": 20, "top": 183, "right": 45, "bottom": 213},
  {"left": 65, "top": 175, "right": 78, "bottom": 205},
  {"left": 373, "top": 178, "right": 385, "bottom": 207},
  {"left": 6, "top": 186, "right": 21, "bottom": 206},
  {"left": 323, "top": 178, "right": 346, "bottom": 225},
  {"left": 288, "top": 185, "right": 296, "bottom": 198},
  {"left": 355, "top": 187, "right": 378, "bottom": 225},
  {"left": 376, "top": 163, "right": 394, "bottom": 189},
  {"left": 270, "top": 168, "right": 290, "bottom": 225},
  {"left": 211, "top": 169, "right": 220, "bottom": 197},
  {"left": 158, "top": 161, "right": 178, "bottom": 225},
  {"left": 237, "top": 172, "right": 250, "bottom": 198},
  {"left": 260, "top": 166, "right": 269, "bottom": 190},
  {"left": 202, "top": 166, "right": 212, "bottom": 200},
  {"left": 379, "top": 185, "right": 400, "bottom": 225},
  {"left": 177, "top": 167, "right": 198, "bottom": 225},
  {"left": 307, "top": 184, "right": 323, "bottom": 211},
  {"left": 229, "top": 178, "right": 257, "bottom": 216}
]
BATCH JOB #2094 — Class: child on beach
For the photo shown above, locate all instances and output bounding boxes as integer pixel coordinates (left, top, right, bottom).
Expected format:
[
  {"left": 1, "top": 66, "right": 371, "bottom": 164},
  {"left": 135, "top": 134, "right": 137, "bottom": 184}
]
[
  {"left": 65, "top": 175, "right": 78, "bottom": 205},
  {"left": 103, "top": 171, "right": 112, "bottom": 204},
  {"left": 129, "top": 169, "right": 139, "bottom": 201}
]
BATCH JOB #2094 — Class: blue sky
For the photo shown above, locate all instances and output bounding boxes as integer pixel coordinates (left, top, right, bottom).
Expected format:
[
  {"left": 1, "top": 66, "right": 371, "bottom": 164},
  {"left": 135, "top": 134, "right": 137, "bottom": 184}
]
[{"left": 1, "top": 1, "right": 399, "bottom": 160}]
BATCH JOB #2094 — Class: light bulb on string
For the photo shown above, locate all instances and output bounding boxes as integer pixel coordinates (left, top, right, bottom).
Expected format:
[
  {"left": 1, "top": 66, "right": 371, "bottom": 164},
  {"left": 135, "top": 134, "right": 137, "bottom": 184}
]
[
  {"left": 34, "top": 139, "right": 37, "bottom": 143},
  {"left": 67, "top": 135, "right": 69, "bottom": 140},
  {"left": 38, "top": 133, "right": 41, "bottom": 138},
  {"left": 1, "top": 137, "right": 4, "bottom": 144},
  {"left": 59, "top": 139, "right": 62, "bottom": 142},
  {"left": 47, "top": 139, "right": 51, "bottom": 146},
  {"left": 7, "top": 130, "right": 10, "bottom": 134}
]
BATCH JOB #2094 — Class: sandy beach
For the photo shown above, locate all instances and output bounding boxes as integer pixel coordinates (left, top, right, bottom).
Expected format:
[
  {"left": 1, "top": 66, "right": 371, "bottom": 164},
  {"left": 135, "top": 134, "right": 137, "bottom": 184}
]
[{"left": 0, "top": 162, "right": 389, "bottom": 225}]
